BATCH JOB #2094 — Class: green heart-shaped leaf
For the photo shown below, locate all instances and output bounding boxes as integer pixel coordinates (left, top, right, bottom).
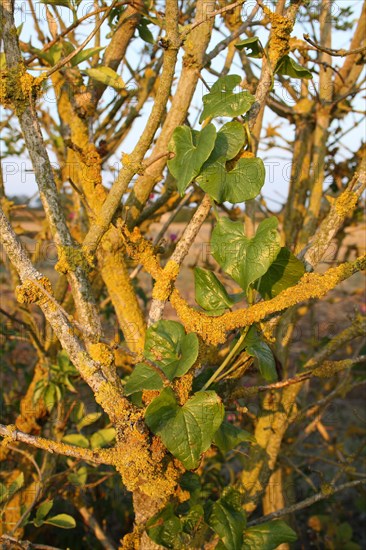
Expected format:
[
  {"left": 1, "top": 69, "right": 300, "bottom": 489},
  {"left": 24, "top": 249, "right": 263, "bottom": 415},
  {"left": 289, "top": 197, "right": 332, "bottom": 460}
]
[
  {"left": 235, "top": 37, "right": 263, "bottom": 58},
  {"left": 200, "top": 75, "right": 255, "bottom": 122},
  {"left": 146, "top": 505, "right": 182, "bottom": 548},
  {"left": 197, "top": 156, "right": 265, "bottom": 204},
  {"left": 145, "top": 388, "right": 224, "bottom": 469},
  {"left": 208, "top": 488, "right": 247, "bottom": 550},
  {"left": 211, "top": 217, "right": 281, "bottom": 294},
  {"left": 125, "top": 321, "right": 199, "bottom": 395},
  {"left": 255, "top": 247, "right": 305, "bottom": 299},
  {"left": 194, "top": 267, "right": 235, "bottom": 311},
  {"left": 206, "top": 121, "right": 247, "bottom": 164},
  {"left": 275, "top": 55, "right": 313, "bottom": 79},
  {"left": 243, "top": 520, "right": 297, "bottom": 549},
  {"left": 167, "top": 124, "right": 217, "bottom": 194}
]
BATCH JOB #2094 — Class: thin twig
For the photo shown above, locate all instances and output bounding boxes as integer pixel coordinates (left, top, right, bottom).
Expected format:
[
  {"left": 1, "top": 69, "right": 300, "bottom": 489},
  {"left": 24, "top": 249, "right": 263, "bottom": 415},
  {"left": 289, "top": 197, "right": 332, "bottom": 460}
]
[
  {"left": 247, "top": 479, "right": 366, "bottom": 526},
  {"left": 148, "top": 194, "right": 212, "bottom": 325},
  {"left": 0, "top": 307, "right": 45, "bottom": 353},
  {"left": 232, "top": 356, "right": 366, "bottom": 398},
  {"left": 0, "top": 424, "right": 113, "bottom": 464},
  {"left": 183, "top": 0, "right": 246, "bottom": 36},
  {"left": 0, "top": 534, "right": 64, "bottom": 550},
  {"left": 46, "top": 0, "right": 119, "bottom": 78},
  {"left": 8, "top": 445, "right": 43, "bottom": 535},
  {"left": 304, "top": 33, "right": 366, "bottom": 57}
]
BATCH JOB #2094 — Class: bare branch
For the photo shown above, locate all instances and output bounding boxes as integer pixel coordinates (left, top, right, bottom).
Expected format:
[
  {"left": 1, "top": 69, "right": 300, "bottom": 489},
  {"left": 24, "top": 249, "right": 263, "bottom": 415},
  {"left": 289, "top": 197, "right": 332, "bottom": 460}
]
[
  {"left": 300, "top": 159, "right": 366, "bottom": 267},
  {"left": 82, "top": 0, "right": 181, "bottom": 254},
  {"left": 183, "top": 0, "right": 246, "bottom": 36},
  {"left": 0, "top": 424, "right": 113, "bottom": 464},
  {"left": 304, "top": 33, "right": 366, "bottom": 57},
  {"left": 247, "top": 479, "right": 366, "bottom": 526},
  {"left": 0, "top": 1, "right": 101, "bottom": 339},
  {"left": 148, "top": 194, "right": 211, "bottom": 325}
]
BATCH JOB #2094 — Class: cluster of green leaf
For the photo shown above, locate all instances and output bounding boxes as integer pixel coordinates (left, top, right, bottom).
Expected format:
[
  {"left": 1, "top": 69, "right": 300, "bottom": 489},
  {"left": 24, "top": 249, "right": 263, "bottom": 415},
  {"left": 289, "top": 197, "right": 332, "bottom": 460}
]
[
  {"left": 125, "top": 71, "right": 312, "bottom": 545},
  {"left": 235, "top": 38, "right": 312, "bottom": 79},
  {"left": 146, "top": 485, "right": 297, "bottom": 550},
  {"left": 0, "top": 474, "right": 75, "bottom": 531},
  {"left": 33, "top": 350, "right": 79, "bottom": 413},
  {"left": 168, "top": 76, "right": 262, "bottom": 202},
  {"left": 31, "top": 499, "right": 75, "bottom": 530},
  {"left": 33, "top": 351, "right": 116, "bottom": 449}
]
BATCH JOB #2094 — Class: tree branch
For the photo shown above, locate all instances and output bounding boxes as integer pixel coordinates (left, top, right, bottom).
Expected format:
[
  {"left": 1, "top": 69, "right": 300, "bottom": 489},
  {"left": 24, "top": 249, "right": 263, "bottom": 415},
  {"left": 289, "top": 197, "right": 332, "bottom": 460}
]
[
  {"left": 0, "top": 0, "right": 101, "bottom": 339},
  {"left": 45, "top": 0, "right": 118, "bottom": 78},
  {"left": 0, "top": 424, "right": 112, "bottom": 464},
  {"left": 247, "top": 479, "right": 366, "bottom": 526},
  {"left": 0, "top": 206, "right": 130, "bottom": 423},
  {"left": 82, "top": 0, "right": 181, "bottom": 255},
  {"left": 303, "top": 33, "right": 366, "bottom": 57},
  {"left": 148, "top": 194, "right": 212, "bottom": 325},
  {"left": 300, "top": 160, "right": 366, "bottom": 268}
]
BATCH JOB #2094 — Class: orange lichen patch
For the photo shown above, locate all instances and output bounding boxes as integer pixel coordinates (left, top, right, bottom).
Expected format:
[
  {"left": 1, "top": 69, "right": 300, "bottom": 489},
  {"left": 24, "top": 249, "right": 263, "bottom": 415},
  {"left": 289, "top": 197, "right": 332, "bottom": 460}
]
[
  {"left": 121, "top": 225, "right": 161, "bottom": 278},
  {"left": 152, "top": 260, "right": 180, "bottom": 301},
  {"left": 266, "top": 8, "right": 294, "bottom": 65},
  {"left": 240, "top": 151, "right": 255, "bottom": 158},
  {"left": 171, "top": 256, "right": 366, "bottom": 344},
  {"left": 334, "top": 189, "right": 358, "bottom": 218},
  {"left": 113, "top": 425, "right": 180, "bottom": 499},
  {"left": 89, "top": 343, "right": 114, "bottom": 369},
  {"left": 150, "top": 435, "right": 166, "bottom": 463},
  {"left": 173, "top": 372, "right": 193, "bottom": 406},
  {"left": 119, "top": 527, "right": 141, "bottom": 550},
  {"left": 170, "top": 290, "right": 226, "bottom": 345},
  {"left": 55, "top": 245, "right": 90, "bottom": 274},
  {"left": 0, "top": 63, "right": 45, "bottom": 114},
  {"left": 16, "top": 277, "right": 52, "bottom": 305},
  {"left": 142, "top": 390, "right": 161, "bottom": 406}
]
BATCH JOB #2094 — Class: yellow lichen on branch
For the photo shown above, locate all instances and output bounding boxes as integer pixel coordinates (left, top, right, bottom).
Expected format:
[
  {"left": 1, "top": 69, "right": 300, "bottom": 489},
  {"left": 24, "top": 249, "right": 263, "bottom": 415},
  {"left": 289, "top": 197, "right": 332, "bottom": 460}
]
[
  {"left": 0, "top": 63, "right": 45, "bottom": 114},
  {"left": 16, "top": 276, "right": 52, "bottom": 305},
  {"left": 121, "top": 221, "right": 366, "bottom": 345},
  {"left": 113, "top": 424, "right": 182, "bottom": 499},
  {"left": 266, "top": 8, "right": 294, "bottom": 65},
  {"left": 172, "top": 255, "right": 366, "bottom": 344},
  {"left": 334, "top": 189, "right": 358, "bottom": 217},
  {"left": 152, "top": 260, "right": 180, "bottom": 301},
  {"left": 89, "top": 343, "right": 114, "bottom": 369},
  {"left": 55, "top": 245, "right": 90, "bottom": 274}
]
